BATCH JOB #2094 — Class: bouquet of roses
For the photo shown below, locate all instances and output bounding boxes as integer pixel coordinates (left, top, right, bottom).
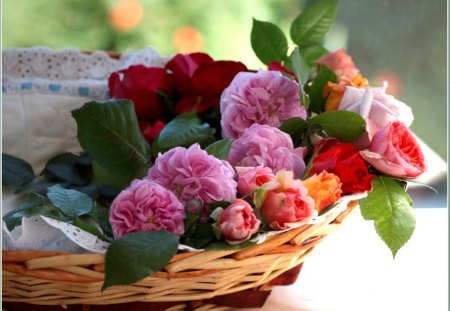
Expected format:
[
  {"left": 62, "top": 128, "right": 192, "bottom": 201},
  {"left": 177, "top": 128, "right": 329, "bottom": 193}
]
[{"left": 3, "top": 0, "right": 426, "bottom": 291}]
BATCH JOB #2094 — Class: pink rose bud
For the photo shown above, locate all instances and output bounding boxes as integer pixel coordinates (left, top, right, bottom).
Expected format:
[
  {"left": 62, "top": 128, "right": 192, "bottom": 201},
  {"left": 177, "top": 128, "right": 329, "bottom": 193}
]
[
  {"left": 258, "top": 171, "right": 317, "bottom": 230},
  {"left": 236, "top": 166, "right": 276, "bottom": 197},
  {"left": 360, "top": 121, "right": 426, "bottom": 178},
  {"left": 217, "top": 199, "right": 261, "bottom": 242}
]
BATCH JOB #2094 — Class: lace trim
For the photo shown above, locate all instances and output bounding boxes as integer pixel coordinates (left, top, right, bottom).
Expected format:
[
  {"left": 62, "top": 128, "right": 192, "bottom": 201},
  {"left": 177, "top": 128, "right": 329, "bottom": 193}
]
[{"left": 2, "top": 46, "right": 171, "bottom": 100}]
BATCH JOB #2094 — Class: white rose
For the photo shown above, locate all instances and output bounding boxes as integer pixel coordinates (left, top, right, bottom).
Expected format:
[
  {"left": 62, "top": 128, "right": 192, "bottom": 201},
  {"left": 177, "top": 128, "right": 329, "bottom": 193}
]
[{"left": 339, "top": 81, "right": 414, "bottom": 140}]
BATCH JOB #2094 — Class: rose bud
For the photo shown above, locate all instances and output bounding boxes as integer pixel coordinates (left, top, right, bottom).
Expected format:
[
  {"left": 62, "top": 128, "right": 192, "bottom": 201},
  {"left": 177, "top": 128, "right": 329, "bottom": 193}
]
[
  {"left": 236, "top": 166, "right": 276, "bottom": 197},
  {"left": 257, "top": 170, "right": 317, "bottom": 230},
  {"left": 303, "top": 172, "right": 342, "bottom": 212},
  {"left": 217, "top": 199, "right": 260, "bottom": 243}
]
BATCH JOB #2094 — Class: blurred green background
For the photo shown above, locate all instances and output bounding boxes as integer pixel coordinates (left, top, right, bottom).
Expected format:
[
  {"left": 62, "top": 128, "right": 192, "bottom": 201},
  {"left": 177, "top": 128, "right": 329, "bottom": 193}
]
[{"left": 3, "top": 0, "right": 447, "bottom": 159}]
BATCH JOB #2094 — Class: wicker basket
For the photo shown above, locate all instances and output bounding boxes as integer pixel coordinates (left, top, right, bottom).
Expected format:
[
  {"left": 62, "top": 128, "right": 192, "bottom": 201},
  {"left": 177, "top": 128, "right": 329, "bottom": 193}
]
[{"left": 2, "top": 201, "right": 358, "bottom": 311}]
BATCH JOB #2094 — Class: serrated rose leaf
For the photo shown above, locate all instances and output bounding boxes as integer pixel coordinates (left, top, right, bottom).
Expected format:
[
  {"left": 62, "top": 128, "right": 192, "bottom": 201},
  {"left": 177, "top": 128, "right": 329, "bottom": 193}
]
[
  {"left": 102, "top": 231, "right": 179, "bottom": 290},
  {"left": 205, "top": 139, "right": 232, "bottom": 160},
  {"left": 251, "top": 18, "right": 288, "bottom": 64},
  {"left": 47, "top": 184, "right": 94, "bottom": 217},
  {"left": 308, "top": 110, "right": 366, "bottom": 142},
  {"left": 360, "top": 176, "right": 416, "bottom": 257},
  {"left": 290, "top": 0, "right": 338, "bottom": 47},
  {"left": 71, "top": 100, "right": 151, "bottom": 186}
]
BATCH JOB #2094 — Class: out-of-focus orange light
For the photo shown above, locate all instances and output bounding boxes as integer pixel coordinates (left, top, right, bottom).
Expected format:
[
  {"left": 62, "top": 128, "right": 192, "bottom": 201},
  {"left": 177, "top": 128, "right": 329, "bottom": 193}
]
[
  {"left": 109, "top": 0, "right": 144, "bottom": 32},
  {"left": 373, "top": 71, "right": 403, "bottom": 98},
  {"left": 173, "top": 26, "right": 204, "bottom": 53}
]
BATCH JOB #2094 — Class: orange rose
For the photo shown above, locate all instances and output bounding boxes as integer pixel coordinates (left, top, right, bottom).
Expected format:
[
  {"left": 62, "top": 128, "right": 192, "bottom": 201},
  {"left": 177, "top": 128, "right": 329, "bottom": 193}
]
[
  {"left": 303, "top": 172, "right": 342, "bottom": 212},
  {"left": 323, "top": 74, "right": 368, "bottom": 111}
]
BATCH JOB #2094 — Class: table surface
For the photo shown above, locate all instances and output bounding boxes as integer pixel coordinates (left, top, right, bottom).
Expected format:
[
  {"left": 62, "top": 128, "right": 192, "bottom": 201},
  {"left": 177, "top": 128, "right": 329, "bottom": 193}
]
[{"left": 236, "top": 207, "right": 448, "bottom": 311}]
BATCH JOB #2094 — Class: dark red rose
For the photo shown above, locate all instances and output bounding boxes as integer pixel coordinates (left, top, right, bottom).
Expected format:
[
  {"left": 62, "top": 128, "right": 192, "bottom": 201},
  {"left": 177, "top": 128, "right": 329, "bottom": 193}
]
[
  {"left": 139, "top": 120, "right": 165, "bottom": 145},
  {"left": 165, "top": 53, "right": 247, "bottom": 114},
  {"left": 268, "top": 61, "right": 297, "bottom": 80},
  {"left": 108, "top": 65, "right": 173, "bottom": 121},
  {"left": 309, "top": 138, "right": 375, "bottom": 194},
  {"left": 175, "top": 96, "right": 219, "bottom": 114},
  {"left": 192, "top": 61, "right": 248, "bottom": 97},
  {"left": 165, "top": 52, "right": 213, "bottom": 96}
]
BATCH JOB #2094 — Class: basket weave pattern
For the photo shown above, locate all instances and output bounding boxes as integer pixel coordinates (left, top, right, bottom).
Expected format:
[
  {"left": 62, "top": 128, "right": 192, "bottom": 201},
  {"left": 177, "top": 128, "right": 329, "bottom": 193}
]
[{"left": 2, "top": 202, "right": 357, "bottom": 310}]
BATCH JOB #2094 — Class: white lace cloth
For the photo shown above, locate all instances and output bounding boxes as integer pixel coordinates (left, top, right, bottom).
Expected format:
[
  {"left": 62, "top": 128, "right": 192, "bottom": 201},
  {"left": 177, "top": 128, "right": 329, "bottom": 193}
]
[{"left": 2, "top": 46, "right": 170, "bottom": 173}]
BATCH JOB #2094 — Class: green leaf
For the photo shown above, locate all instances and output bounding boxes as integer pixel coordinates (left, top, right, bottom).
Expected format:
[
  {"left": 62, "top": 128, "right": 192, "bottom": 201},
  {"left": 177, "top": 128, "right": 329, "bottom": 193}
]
[
  {"left": 280, "top": 117, "right": 309, "bottom": 146},
  {"left": 102, "top": 231, "right": 179, "bottom": 290},
  {"left": 89, "top": 203, "right": 114, "bottom": 239},
  {"left": 360, "top": 176, "right": 416, "bottom": 257},
  {"left": 71, "top": 100, "right": 151, "bottom": 182},
  {"left": 47, "top": 185, "right": 94, "bottom": 217},
  {"left": 307, "top": 65, "right": 337, "bottom": 114},
  {"left": 42, "top": 153, "right": 91, "bottom": 187},
  {"left": 74, "top": 217, "right": 109, "bottom": 241},
  {"left": 205, "top": 139, "right": 233, "bottom": 160},
  {"left": 290, "top": 0, "right": 338, "bottom": 47},
  {"left": 308, "top": 110, "right": 366, "bottom": 142},
  {"left": 182, "top": 224, "right": 215, "bottom": 249},
  {"left": 155, "top": 112, "right": 216, "bottom": 153},
  {"left": 300, "top": 45, "right": 329, "bottom": 67},
  {"left": 2, "top": 193, "right": 66, "bottom": 231},
  {"left": 2, "top": 154, "right": 35, "bottom": 187},
  {"left": 91, "top": 161, "right": 136, "bottom": 190},
  {"left": 251, "top": 18, "right": 288, "bottom": 65},
  {"left": 290, "top": 47, "right": 310, "bottom": 107}
]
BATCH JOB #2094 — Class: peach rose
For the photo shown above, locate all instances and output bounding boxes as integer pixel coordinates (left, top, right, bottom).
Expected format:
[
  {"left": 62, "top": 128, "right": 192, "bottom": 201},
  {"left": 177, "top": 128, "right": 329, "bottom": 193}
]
[
  {"left": 303, "top": 172, "right": 342, "bottom": 212},
  {"left": 316, "top": 48, "right": 360, "bottom": 81},
  {"left": 324, "top": 74, "right": 368, "bottom": 111}
]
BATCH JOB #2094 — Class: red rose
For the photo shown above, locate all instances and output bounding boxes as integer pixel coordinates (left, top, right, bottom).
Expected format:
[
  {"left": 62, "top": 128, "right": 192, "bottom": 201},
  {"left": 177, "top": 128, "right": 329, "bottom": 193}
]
[
  {"left": 268, "top": 61, "right": 297, "bottom": 80},
  {"left": 108, "top": 65, "right": 173, "bottom": 121},
  {"left": 139, "top": 120, "right": 165, "bottom": 145},
  {"left": 165, "top": 52, "right": 213, "bottom": 96},
  {"left": 309, "top": 138, "right": 375, "bottom": 194},
  {"left": 166, "top": 53, "right": 247, "bottom": 114}
]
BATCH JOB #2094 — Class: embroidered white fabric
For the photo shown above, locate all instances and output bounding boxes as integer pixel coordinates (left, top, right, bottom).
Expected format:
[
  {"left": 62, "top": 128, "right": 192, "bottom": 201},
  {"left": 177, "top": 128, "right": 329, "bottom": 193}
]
[
  {"left": 2, "top": 46, "right": 170, "bottom": 172},
  {"left": 2, "top": 216, "right": 109, "bottom": 253},
  {"left": 2, "top": 46, "right": 170, "bottom": 99}
]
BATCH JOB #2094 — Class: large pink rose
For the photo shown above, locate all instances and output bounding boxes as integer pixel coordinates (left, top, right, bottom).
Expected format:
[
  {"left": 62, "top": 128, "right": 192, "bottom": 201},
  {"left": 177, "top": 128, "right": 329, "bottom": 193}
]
[
  {"left": 316, "top": 48, "right": 360, "bottom": 82},
  {"left": 360, "top": 121, "right": 426, "bottom": 178},
  {"left": 339, "top": 81, "right": 414, "bottom": 144},
  {"left": 109, "top": 179, "right": 185, "bottom": 238},
  {"left": 257, "top": 171, "right": 316, "bottom": 230},
  {"left": 227, "top": 124, "right": 307, "bottom": 178},
  {"left": 236, "top": 166, "right": 276, "bottom": 197},
  {"left": 217, "top": 199, "right": 261, "bottom": 243},
  {"left": 147, "top": 144, "right": 236, "bottom": 207},
  {"left": 220, "top": 70, "right": 306, "bottom": 138}
]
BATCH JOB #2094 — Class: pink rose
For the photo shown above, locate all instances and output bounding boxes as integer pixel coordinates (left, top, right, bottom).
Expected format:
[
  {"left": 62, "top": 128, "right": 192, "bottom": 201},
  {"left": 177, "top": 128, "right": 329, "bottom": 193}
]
[
  {"left": 227, "top": 124, "right": 307, "bottom": 177},
  {"left": 256, "top": 171, "right": 317, "bottom": 230},
  {"left": 217, "top": 199, "right": 261, "bottom": 242},
  {"left": 360, "top": 121, "right": 426, "bottom": 178},
  {"left": 339, "top": 82, "right": 414, "bottom": 145},
  {"left": 236, "top": 166, "right": 276, "bottom": 197},
  {"left": 109, "top": 179, "right": 185, "bottom": 238},
  {"left": 147, "top": 144, "right": 236, "bottom": 208},
  {"left": 316, "top": 48, "right": 360, "bottom": 81},
  {"left": 220, "top": 70, "right": 306, "bottom": 139}
]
